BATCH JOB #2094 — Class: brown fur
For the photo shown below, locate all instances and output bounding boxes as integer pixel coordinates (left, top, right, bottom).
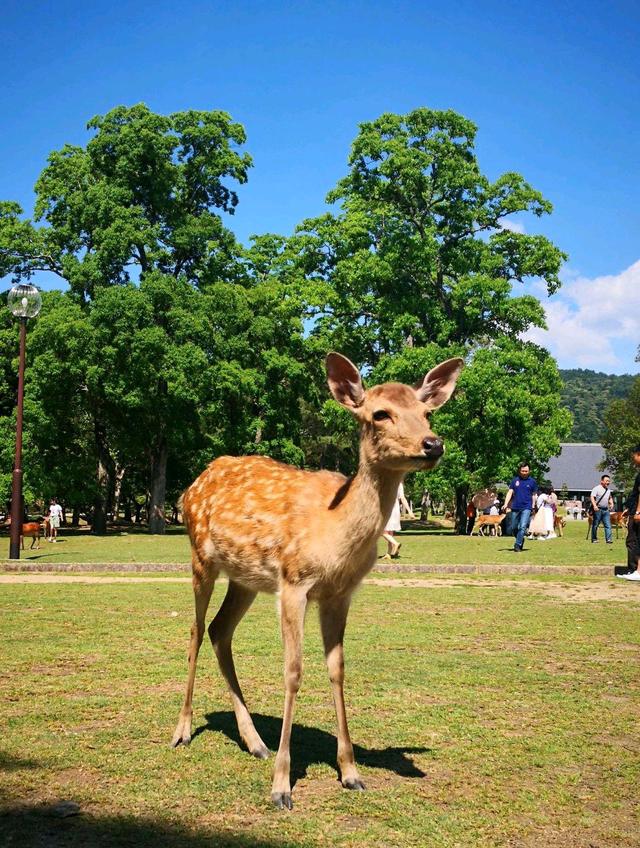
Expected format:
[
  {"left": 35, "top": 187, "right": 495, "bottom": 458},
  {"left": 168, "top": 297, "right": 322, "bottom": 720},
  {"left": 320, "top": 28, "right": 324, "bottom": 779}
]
[
  {"left": 474, "top": 514, "right": 506, "bottom": 536},
  {"left": 171, "top": 353, "right": 463, "bottom": 809},
  {"left": 586, "top": 510, "right": 625, "bottom": 539},
  {"left": 20, "top": 521, "right": 42, "bottom": 549},
  {"left": 554, "top": 514, "right": 567, "bottom": 537}
]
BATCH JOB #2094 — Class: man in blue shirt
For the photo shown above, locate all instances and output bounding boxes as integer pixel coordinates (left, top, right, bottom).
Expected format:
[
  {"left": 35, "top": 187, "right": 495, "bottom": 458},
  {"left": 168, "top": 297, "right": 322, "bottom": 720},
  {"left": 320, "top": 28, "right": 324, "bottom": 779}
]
[{"left": 503, "top": 462, "right": 538, "bottom": 552}]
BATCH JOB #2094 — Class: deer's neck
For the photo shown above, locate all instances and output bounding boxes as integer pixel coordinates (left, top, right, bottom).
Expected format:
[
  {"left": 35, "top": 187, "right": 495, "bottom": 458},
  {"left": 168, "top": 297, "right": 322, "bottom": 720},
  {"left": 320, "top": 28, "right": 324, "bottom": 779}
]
[{"left": 339, "top": 462, "right": 405, "bottom": 540}]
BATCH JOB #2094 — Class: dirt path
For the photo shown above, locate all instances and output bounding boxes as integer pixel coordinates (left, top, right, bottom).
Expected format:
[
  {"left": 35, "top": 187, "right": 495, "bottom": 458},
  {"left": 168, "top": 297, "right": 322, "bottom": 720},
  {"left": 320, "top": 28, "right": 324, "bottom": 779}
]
[
  {"left": 366, "top": 576, "right": 640, "bottom": 603},
  {"left": 1, "top": 572, "right": 639, "bottom": 603}
]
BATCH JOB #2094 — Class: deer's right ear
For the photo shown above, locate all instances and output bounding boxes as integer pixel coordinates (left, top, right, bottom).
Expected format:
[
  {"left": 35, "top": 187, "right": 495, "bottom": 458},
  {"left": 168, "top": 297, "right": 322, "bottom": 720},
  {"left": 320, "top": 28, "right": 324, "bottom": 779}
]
[{"left": 326, "top": 353, "right": 365, "bottom": 411}]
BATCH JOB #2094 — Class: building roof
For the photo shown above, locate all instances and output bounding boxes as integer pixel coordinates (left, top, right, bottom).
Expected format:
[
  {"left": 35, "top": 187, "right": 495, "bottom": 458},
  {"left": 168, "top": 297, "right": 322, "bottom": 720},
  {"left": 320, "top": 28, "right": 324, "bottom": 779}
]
[{"left": 546, "top": 443, "right": 615, "bottom": 492}]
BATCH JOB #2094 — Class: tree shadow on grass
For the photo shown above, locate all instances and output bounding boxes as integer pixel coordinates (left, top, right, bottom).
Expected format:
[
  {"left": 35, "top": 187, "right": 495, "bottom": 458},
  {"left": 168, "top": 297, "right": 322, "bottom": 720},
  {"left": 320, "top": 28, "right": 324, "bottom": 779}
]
[
  {"left": 197, "top": 711, "right": 429, "bottom": 787},
  {"left": 0, "top": 805, "right": 298, "bottom": 848},
  {"left": 0, "top": 750, "right": 41, "bottom": 772}
]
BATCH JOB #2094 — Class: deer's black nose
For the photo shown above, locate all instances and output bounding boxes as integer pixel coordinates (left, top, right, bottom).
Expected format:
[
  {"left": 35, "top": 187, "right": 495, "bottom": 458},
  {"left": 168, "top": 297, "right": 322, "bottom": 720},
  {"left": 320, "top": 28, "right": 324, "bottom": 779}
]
[{"left": 422, "top": 437, "right": 444, "bottom": 458}]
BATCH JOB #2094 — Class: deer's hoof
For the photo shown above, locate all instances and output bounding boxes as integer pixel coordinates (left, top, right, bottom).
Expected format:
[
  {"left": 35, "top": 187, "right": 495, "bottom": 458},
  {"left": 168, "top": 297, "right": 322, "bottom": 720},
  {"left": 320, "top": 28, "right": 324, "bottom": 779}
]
[
  {"left": 271, "top": 791, "right": 293, "bottom": 810},
  {"left": 250, "top": 742, "right": 270, "bottom": 760},
  {"left": 343, "top": 777, "right": 366, "bottom": 791},
  {"left": 170, "top": 730, "right": 191, "bottom": 748}
]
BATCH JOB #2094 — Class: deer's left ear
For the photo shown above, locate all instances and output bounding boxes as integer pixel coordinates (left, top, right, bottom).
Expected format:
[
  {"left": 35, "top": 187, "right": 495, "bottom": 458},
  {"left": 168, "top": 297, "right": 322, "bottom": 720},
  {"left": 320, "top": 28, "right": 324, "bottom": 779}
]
[{"left": 415, "top": 358, "right": 464, "bottom": 409}]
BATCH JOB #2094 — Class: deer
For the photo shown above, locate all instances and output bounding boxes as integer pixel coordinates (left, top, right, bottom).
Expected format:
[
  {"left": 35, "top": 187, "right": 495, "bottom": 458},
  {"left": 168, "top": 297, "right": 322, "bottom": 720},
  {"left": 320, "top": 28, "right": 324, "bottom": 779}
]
[
  {"left": 586, "top": 510, "right": 625, "bottom": 540},
  {"left": 4, "top": 518, "right": 42, "bottom": 549},
  {"left": 171, "top": 353, "right": 463, "bottom": 809},
  {"left": 474, "top": 514, "right": 506, "bottom": 536}
]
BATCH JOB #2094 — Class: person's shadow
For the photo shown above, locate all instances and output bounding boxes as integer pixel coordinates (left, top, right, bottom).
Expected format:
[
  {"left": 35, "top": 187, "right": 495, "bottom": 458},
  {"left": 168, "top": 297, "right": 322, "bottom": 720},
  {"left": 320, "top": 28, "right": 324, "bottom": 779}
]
[{"left": 195, "top": 711, "right": 429, "bottom": 787}]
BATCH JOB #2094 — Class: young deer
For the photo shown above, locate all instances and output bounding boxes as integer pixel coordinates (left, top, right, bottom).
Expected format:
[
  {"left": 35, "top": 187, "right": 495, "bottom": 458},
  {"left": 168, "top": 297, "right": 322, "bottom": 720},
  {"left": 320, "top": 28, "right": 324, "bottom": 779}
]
[{"left": 171, "top": 353, "right": 463, "bottom": 809}]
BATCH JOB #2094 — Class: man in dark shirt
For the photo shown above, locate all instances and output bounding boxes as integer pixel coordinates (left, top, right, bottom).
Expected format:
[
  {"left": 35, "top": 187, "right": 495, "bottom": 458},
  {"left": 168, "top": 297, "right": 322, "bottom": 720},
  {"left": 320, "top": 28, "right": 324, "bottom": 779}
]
[
  {"left": 619, "top": 445, "right": 640, "bottom": 580},
  {"left": 503, "top": 462, "right": 538, "bottom": 552}
]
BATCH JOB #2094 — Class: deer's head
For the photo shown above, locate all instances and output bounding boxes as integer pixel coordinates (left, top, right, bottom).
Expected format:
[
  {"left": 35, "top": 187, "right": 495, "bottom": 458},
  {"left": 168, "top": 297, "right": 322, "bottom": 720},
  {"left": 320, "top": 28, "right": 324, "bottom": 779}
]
[{"left": 326, "top": 353, "right": 463, "bottom": 472}]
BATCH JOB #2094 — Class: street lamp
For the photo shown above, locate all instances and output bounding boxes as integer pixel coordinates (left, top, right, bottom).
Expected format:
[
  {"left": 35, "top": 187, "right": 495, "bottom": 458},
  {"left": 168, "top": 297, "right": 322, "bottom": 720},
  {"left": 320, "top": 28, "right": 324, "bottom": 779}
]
[{"left": 7, "top": 283, "right": 42, "bottom": 559}]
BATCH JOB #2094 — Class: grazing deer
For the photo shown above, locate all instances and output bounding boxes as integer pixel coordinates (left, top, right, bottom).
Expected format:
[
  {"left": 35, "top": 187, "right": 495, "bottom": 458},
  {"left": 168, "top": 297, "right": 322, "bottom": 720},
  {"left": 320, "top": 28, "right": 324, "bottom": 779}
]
[{"left": 171, "top": 353, "right": 463, "bottom": 809}]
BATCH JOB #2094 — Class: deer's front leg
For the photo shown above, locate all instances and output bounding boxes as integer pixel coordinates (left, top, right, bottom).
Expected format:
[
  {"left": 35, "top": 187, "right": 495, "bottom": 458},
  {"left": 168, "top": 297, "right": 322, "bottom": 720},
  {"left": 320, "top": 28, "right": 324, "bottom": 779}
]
[
  {"left": 271, "top": 581, "right": 309, "bottom": 810},
  {"left": 319, "top": 594, "right": 365, "bottom": 791}
]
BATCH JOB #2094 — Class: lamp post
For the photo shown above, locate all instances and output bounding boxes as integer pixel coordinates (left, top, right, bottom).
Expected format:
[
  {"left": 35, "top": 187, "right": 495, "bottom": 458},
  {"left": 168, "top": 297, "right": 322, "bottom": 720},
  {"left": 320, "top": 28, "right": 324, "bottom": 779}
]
[{"left": 7, "top": 283, "right": 42, "bottom": 559}]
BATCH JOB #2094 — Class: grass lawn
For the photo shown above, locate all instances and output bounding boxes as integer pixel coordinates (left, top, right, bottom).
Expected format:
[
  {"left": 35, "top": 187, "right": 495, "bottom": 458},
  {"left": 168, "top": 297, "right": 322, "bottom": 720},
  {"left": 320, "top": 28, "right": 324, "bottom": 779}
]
[
  {"left": 0, "top": 518, "right": 629, "bottom": 569},
  {"left": 1, "top": 575, "right": 639, "bottom": 846}
]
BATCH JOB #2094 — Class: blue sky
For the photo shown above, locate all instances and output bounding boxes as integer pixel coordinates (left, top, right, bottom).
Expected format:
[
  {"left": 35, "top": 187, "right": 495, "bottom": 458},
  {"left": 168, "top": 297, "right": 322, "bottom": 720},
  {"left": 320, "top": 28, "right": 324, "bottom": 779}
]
[{"left": 2, "top": 0, "right": 638, "bottom": 373}]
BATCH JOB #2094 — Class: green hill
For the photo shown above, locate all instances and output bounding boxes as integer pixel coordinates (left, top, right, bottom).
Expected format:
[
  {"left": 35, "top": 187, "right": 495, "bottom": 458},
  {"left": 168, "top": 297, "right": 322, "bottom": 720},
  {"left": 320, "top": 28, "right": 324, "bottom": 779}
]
[{"left": 559, "top": 369, "right": 636, "bottom": 442}]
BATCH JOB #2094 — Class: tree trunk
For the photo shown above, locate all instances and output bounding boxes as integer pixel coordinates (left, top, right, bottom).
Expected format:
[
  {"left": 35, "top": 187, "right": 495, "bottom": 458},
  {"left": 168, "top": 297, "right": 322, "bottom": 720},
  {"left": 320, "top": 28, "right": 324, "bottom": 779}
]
[
  {"left": 71, "top": 506, "right": 80, "bottom": 527},
  {"left": 123, "top": 501, "right": 132, "bottom": 523},
  {"left": 93, "top": 458, "right": 109, "bottom": 535},
  {"left": 112, "top": 465, "right": 125, "bottom": 525},
  {"left": 92, "top": 418, "right": 114, "bottom": 535},
  {"left": 148, "top": 437, "right": 168, "bottom": 535},
  {"left": 455, "top": 484, "right": 469, "bottom": 536}
]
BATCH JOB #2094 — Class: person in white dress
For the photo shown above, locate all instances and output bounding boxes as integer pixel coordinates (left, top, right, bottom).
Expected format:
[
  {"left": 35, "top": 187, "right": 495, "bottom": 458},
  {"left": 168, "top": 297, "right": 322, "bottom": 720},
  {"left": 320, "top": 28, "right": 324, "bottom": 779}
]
[
  {"left": 381, "top": 482, "right": 414, "bottom": 558},
  {"left": 528, "top": 489, "right": 556, "bottom": 540}
]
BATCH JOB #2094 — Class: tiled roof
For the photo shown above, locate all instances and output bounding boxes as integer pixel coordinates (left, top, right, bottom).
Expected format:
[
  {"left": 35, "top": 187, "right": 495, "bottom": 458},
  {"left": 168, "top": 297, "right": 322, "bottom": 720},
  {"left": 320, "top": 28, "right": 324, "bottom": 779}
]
[{"left": 546, "top": 443, "right": 615, "bottom": 492}]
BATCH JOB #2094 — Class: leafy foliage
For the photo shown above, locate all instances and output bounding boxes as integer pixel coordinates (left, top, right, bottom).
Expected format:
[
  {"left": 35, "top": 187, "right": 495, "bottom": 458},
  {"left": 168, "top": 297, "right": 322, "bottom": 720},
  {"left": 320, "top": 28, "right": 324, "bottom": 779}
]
[
  {"left": 601, "top": 376, "right": 640, "bottom": 489},
  {"left": 1, "top": 105, "right": 574, "bottom": 535},
  {"left": 292, "top": 108, "right": 565, "bottom": 365},
  {"left": 559, "top": 369, "right": 635, "bottom": 442}
]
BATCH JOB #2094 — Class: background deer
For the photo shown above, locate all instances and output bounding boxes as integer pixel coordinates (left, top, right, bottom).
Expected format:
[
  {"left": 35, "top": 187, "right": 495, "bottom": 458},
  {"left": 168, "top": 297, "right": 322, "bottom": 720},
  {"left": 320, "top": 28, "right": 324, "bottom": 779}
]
[
  {"left": 4, "top": 518, "right": 42, "bottom": 549},
  {"left": 474, "top": 514, "right": 506, "bottom": 536},
  {"left": 586, "top": 510, "right": 625, "bottom": 539},
  {"left": 171, "top": 353, "right": 463, "bottom": 809}
]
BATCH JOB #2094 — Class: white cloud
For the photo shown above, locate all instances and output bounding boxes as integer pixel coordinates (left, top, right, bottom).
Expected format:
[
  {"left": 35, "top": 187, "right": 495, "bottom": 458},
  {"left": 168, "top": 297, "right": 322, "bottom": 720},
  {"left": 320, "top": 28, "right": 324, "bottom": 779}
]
[
  {"left": 524, "top": 259, "right": 640, "bottom": 373},
  {"left": 499, "top": 218, "right": 526, "bottom": 234}
]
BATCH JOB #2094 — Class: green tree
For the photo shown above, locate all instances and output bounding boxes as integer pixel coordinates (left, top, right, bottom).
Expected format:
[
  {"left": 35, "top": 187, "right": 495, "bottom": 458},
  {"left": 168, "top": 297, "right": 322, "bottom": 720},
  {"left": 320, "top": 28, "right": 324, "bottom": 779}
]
[
  {"left": 289, "top": 108, "right": 570, "bottom": 528},
  {"left": 293, "top": 108, "right": 566, "bottom": 364},
  {"left": 601, "top": 376, "right": 640, "bottom": 492},
  {"left": 0, "top": 104, "right": 252, "bottom": 532},
  {"left": 371, "top": 340, "right": 571, "bottom": 531},
  {"left": 559, "top": 368, "right": 635, "bottom": 442}
]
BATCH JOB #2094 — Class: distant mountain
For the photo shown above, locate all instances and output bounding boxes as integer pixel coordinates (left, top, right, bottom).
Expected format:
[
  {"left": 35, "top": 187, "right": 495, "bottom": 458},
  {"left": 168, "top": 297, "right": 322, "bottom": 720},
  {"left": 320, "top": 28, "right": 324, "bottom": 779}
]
[{"left": 559, "top": 369, "right": 636, "bottom": 442}]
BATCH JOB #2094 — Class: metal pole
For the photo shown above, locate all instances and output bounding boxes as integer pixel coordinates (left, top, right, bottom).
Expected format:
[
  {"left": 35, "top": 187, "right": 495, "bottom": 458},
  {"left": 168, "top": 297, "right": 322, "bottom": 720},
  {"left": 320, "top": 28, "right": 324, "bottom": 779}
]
[{"left": 9, "top": 318, "right": 27, "bottom": 559}]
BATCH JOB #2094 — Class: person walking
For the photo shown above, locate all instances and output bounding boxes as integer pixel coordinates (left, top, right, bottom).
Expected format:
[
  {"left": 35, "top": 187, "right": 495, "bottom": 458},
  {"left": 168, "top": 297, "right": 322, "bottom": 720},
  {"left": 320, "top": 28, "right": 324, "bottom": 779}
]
[
  {"left": 47, "top": 498, "right": 63, "bottom": 542},
  {"left": 466, "top": 501, "right": 476, "bottom": 535},
  {"left": 529, "top": 488, "right": 552, "bottom": 540},
  {"left": 503, "top": 462, "right": 538, "bottom": 552},
  {"left": 381, "top": 482, "right": 414, "bottom": 558},
  {"left": 619, "top": 445, "right": 640, "bottom": 580},
  {"left": 590, "top": 474, "right": 614, "bottom": 544}
]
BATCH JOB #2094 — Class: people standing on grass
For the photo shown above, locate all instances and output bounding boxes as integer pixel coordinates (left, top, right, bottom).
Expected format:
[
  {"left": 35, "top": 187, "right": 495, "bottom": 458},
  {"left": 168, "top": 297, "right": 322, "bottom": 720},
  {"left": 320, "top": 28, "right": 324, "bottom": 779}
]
[
  {"left": 618, "top": 445, "right": 640, "bottom": 581},
  {"left": 590, "top": 474, "right": 614, "bottom": 544},
  {"left": 528, "top": 487, "right": 556, "bottom": 540},
  {"left": 381, "top": 482, "right": 415, "bottom": 558},
  {"left": 503, "top": 462, "right": 538, "bottom": 552},
  {"left": 47, "top": 498, "right": 63, "bottom": 542},
  {"left": 466, "top": 501, "right": 476, "bottom": 535}
]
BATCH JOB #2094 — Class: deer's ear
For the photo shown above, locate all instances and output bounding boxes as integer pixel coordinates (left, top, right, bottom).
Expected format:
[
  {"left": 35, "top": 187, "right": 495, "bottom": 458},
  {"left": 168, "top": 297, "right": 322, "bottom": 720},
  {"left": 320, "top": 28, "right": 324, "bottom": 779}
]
[
  {"left": 415, "top": 358, "right": 464, "bottom": 409},
  {"left": 326, "top": 353, "right": 365, "bottom": 411}
]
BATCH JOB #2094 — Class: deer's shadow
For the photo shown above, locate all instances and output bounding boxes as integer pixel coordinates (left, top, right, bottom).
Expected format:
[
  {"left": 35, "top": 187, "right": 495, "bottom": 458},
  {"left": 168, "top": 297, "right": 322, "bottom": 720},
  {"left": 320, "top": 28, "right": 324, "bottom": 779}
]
[{"left": 195, "top": 711, "right": 429, "bottom": 786}]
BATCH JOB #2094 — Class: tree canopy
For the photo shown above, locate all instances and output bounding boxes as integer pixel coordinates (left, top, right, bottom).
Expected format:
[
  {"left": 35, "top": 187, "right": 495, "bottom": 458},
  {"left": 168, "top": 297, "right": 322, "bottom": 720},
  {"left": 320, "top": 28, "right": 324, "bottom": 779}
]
[
  {"left": 0, "top": 104, "right": 575, "bottom": 534},
  {"left": 291, "top": 108, "right": 565, "bottom": 366}
]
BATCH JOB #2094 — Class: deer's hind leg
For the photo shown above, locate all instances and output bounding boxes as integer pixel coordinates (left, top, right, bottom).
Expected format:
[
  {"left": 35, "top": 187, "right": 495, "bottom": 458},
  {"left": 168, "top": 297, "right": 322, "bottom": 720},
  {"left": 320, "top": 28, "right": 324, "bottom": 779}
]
[
  {"left": 171, "top": 557, "right": 217, "bottom": 748},
  {"left": 209, "top": 580, "right": 268, "bottom": 759}
]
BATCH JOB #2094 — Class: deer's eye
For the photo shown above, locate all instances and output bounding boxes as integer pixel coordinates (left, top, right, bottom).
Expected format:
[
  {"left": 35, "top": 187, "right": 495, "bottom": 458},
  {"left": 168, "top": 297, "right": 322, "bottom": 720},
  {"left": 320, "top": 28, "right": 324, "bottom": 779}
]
[{"left": 373, "top": 410, "right": 391, "bottom": 422}]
